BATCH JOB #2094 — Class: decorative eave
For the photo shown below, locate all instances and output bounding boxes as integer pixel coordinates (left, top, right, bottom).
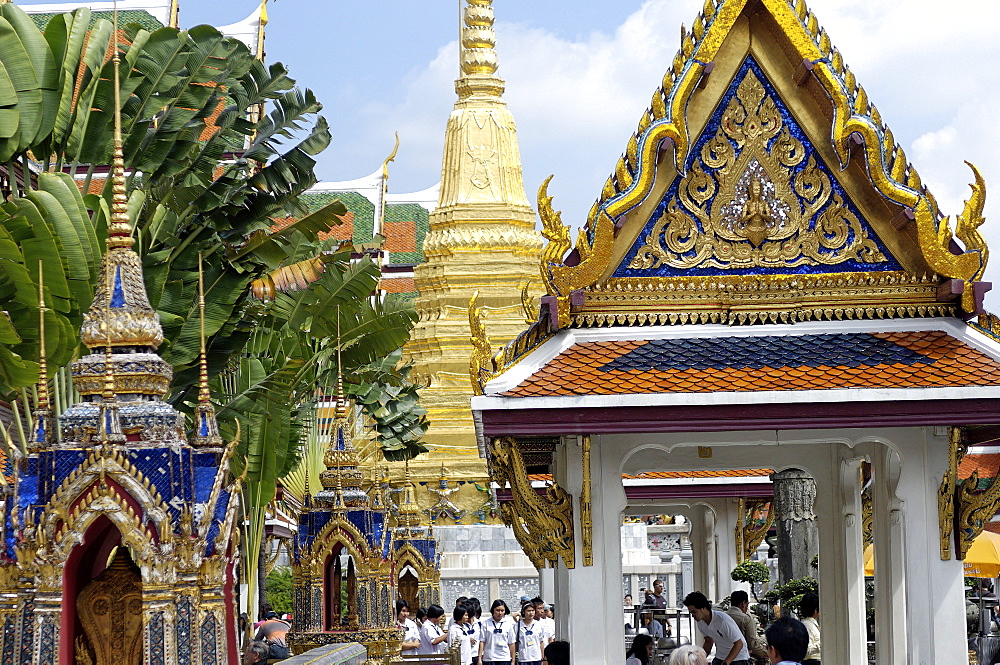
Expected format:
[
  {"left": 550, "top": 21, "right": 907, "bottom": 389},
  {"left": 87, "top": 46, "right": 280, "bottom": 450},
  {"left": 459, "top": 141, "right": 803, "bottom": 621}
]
[{"left": 533, "top": 0, "right": 989, "bottom": 332}]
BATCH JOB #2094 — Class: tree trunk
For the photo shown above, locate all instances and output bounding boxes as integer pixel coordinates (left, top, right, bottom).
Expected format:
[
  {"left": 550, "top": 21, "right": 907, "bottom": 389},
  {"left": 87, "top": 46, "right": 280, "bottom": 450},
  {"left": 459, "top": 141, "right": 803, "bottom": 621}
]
[{"left": 258, "top": 535, "right": 268, "bottom": 619}]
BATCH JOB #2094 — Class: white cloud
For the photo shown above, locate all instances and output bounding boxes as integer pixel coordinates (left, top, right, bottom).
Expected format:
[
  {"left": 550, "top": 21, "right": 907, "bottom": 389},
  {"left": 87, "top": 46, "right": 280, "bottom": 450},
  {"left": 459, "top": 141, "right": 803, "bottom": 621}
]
[{"left": 367, "top": 0, "right": 1000, "bottom": 308}]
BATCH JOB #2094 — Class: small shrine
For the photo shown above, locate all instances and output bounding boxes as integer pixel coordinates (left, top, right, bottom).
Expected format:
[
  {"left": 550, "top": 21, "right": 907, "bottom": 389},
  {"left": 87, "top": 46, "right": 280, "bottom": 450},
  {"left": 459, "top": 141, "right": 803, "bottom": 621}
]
[
  {"left": 0, "top": 56, "right": 240, "bottom": 665},
  {"left": 290, "top": 373, "right": 439, "bottom": 657}
]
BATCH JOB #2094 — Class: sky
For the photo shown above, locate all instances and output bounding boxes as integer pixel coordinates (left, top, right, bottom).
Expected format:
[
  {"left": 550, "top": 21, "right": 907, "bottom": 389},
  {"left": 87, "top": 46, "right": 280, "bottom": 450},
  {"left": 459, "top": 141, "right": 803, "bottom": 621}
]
[{"left": 19, "top": 0, "right": 1000, "bottom": 307}]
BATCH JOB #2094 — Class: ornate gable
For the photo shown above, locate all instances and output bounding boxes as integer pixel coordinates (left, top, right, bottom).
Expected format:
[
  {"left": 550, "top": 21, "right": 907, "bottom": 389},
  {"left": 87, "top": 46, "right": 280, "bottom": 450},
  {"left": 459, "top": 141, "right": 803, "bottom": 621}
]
[
  {"left": 616, "top": 57, "right": 900, "bottom": 278},
  {"left": 535, "top": 0, "right": 988, "bottom": 331}
]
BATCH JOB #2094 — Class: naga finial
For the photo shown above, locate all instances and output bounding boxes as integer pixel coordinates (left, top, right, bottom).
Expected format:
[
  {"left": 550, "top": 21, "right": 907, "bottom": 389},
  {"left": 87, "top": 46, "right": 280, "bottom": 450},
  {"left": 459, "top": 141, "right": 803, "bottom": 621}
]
[{"left": 469, "top": 292, "right": 493, "bottom": 396}]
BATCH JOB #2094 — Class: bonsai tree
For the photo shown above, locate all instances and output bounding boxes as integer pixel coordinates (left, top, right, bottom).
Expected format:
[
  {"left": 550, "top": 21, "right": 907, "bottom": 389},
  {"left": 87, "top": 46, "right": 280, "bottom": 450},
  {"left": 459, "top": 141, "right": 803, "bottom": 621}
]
[{"left": 731, "top": 560, "right": 770, "bottom": 602}]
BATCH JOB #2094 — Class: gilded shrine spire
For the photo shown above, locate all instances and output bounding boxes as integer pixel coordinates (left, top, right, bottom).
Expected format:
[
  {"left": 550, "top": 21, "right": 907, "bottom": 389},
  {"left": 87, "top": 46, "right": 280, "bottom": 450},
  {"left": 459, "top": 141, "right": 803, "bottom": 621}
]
[
  {"left": 192, "top": 254, "right": 223, "bottom": 451},
  {"left": 401, "top": 0, "right": 542, "bottom": 498}
]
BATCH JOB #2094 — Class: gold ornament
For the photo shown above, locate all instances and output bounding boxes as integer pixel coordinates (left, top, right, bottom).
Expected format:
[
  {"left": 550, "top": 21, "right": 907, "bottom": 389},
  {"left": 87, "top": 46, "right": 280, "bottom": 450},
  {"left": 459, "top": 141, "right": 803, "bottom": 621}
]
[
  {"left": 735, "top": 498, "right": 775, "bottom": 563},
  {"left": 581, "top": 435, "right": 593, "bottom": 566},
  {"left": 489, "top": 436, "right": 574, "bottom": 569},
  {"left": 629, "top": 69, "right": 886, "bottom": 272}
]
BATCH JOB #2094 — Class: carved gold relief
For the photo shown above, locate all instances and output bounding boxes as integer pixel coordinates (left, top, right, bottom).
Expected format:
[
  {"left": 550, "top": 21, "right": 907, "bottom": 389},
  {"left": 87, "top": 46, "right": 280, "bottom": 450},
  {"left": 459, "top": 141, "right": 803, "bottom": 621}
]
[
  {"left": 489, "top": 436, "right": 574, "bottom": 569},
  {"left": 468, "top": 292, "right": 494, "bottom": 396},
  {"left": 581, "top": 435, "right": 593, "bottom": 566},
  {"left": 938, "top": 426, "right": 964, "bottom": 560},
  {"left": 735, "top": 498, "right": 774, "bottom": 563},
  {"left": 76, "top": 548, "right": 143, "bottom": 665},
  {"left": 630, "top": 69, "right": 885, "bottom": 272},
  {"left": 954, "top": 427, "right": 1000, "bottom": 560}
]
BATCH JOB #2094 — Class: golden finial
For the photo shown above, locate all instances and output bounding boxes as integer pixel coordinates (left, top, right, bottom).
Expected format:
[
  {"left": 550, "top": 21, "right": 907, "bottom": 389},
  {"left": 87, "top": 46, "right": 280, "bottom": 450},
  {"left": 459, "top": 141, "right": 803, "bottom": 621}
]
[
  {"left": 197, "top": 252, "right": 210, "bottom": 404},
  {"left": 457, "top": 0, "right": 504, "bottom": 98},
  {"left": 192, "top": 252, "right": 223, "bottom": 450},
  {"left": 107, "top": 2, "right": 133, "bottom": 249},
  {"left": 333, "top": 305, "right": 348, "bottom": 420},
  {"left": 35, "top": 262, "right": 49, "bottom": 413}
]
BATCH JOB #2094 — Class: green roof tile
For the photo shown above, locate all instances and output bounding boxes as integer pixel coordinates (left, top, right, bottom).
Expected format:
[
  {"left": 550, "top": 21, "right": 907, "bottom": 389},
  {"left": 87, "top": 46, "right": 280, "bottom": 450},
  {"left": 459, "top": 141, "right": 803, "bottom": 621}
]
[
  {"left": 300, "top": 190, "right": 375, "bottom": 245},
  {"left": 384, "top": 202, "right": 429, "bottom": 266},
  {"left": 29, "top": 9, "right": 165, "bottom": 32}
]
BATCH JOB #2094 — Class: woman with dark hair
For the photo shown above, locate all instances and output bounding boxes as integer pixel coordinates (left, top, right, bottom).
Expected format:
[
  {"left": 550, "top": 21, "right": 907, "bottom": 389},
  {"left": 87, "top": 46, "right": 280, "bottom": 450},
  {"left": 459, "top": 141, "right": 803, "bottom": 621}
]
[
  {"left": 396, "top": 599, "right": 421, "bottom": 656},
  {"left": 449, "top": 605, "right": 476, "bottom": 665},
  {"left": 514, "top": 603, "right": 543, "bottom": 665},
  {"left": 480, "top": 600, "right": 516, "bottom": 665},
  {"left": 467, "top": 598, "right": 484, "bottom": 665},
  {"left": 416, "top": 607, "right": 427, "bottom": 625},
  {"left": 419, "top": 604, "right": 449, "bottom": 655},
  {"left": 626, "top": 634, "right": 654, "bottom": 665},
  {"left": 800, "top": 593, "right": 821, "bottom": 665}
]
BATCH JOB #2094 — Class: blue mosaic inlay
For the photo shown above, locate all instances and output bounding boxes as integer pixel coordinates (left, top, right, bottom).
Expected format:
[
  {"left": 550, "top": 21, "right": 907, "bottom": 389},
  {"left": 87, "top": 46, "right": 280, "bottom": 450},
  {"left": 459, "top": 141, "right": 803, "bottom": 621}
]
[
  {"left": 614, "top": 57, "right": 901, "bottom": 278},
  {"left": 111, "top": 266, "right": 126, "bottom": 308},
  {"left": 601, "top": 334, "right": 934, "bottom": 372}
]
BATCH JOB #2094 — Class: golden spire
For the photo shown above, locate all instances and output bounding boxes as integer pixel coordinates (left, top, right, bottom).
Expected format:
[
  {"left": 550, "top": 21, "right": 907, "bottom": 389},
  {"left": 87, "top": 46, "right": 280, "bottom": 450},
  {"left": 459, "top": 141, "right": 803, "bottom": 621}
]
[
  {"left": 30, "top": 262, "right": 51, "bottom": 453},
  {"left": 457, "top": 0, "right": 502, "bottom": 98},
  {"left": 192, "top": 253, "right": 223, "bottom": 450},
  {"left": 99, "top": 259, "right": 125, "bottom": 444},
  {"left": 35, "top": 263, "right": 49, "bottom": 414},
  {"left": 316, "top": 307, "right": 366, "bottom": 508},
  {"left": 108, "top": 7, "right": 132, "bottom": 251}
]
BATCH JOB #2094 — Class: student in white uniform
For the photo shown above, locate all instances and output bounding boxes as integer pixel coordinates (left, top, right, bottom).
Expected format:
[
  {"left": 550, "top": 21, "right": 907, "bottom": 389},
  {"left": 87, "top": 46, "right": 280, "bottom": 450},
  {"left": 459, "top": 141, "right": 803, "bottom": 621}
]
[
  {"left": 448, "top": 605, "right": 477, "bottom": 665},
  {"left": 419, "top": 604, "right": 448, "bottom": 655},
  {"left": 479, "top": 600, "right": 516, "bottom": 665},
  {"left": 514, "top": 603, "right": 544, "bottom": 665},
  {"left": 396, "top": 599, "right": 421, "bottom": 656}
]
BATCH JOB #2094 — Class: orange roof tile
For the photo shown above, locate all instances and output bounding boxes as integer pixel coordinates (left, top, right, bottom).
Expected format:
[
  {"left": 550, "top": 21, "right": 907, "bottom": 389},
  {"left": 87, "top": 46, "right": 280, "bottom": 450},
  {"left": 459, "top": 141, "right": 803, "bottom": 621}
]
[
  {"left": 503, "top": 331, "right": 1000, "bottom": 397},
  {"left": 380, "top": 277, "right": 416, "bottom": 294},
  {"left": 526, "top": 469, "right": 771, "bottom": 482},
  {"left": 960, "top": 453, "right": 1000, "bottom": 479}
]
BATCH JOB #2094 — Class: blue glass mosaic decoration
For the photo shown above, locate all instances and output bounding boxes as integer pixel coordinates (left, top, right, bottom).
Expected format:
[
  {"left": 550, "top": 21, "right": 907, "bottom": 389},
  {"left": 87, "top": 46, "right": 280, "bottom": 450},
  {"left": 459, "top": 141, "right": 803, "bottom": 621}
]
[
  {"left": 600, "top": 333, "right": 934, "bottom": 373},
  {"left": 111, "top": 266, "right": 126, "bottom": 308},
  {"left": 614, "top": 57, "right": 901, "bottom": 278},
  {"left": 200, "top": 614, "right": 217, "bottom": 665},
  {"left": 176, "top": 597, "right": 192, "bottom": 665}
]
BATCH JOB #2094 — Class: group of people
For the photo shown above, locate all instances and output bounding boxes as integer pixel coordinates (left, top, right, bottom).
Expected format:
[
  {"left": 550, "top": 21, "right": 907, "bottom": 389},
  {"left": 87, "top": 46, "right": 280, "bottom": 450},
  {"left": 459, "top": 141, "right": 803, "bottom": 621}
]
[
  {"left": 396, "top": 594, "right": 569, "bottom": 665},
  {"left": 625, "top": 590, "right": 820, "bottom": 665}
]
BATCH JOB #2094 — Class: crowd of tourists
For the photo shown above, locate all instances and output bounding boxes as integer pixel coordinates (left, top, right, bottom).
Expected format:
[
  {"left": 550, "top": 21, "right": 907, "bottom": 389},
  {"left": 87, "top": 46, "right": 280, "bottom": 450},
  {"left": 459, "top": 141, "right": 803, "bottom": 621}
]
[
  {"left": 625, "top": 587, "right": 820, "bottom": 665},
  {"left": 396, "top": 594, "right": 569, "bottom": 665}
]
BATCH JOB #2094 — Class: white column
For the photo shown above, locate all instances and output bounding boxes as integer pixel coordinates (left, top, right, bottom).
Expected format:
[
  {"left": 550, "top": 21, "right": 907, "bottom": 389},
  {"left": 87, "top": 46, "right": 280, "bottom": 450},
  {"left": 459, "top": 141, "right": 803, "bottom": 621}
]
[
  {"left": 872, "top": 443, "right": 907, "bottom": 665},
  {"left": 553, "top": 435, "right": 627, "bottom": 665},
  {"left": 703, "top": 507, "right": 718, "bottom": 601},
  {"left": 814, "top": 451, "right": 867, "bottom": 665},
  {"left": 538, "top": 567, "right": 555, "bottom": 606},
  {"left": 714, "top": 499, "right": 741, "bottom": 599},
  {"left": 882, "top": 430, "right": 967, "bottom": 664}
]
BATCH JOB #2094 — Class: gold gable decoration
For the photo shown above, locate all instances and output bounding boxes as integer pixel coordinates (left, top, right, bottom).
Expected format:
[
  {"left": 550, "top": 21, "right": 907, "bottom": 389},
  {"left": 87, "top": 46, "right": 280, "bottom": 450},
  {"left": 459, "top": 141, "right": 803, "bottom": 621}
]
[
  {"left": 629, "top": 69, "right": 886, "bottom": 271},
  {"left": 534, "top": 0, "right": 989, "bottom": 332}
]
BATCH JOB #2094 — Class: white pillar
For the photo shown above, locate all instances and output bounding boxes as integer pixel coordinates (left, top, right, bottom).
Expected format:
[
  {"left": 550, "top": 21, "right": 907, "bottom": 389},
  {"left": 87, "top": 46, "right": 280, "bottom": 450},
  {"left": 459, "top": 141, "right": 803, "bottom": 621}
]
[
  {"left": 880, "top": 430, "right": 967, "bottom": 664},
  {"left": 872, "top": 443, "right": 908, "bottom": 665},
  {"left": 814, "top": 451, "right": 867, "bottom": 665},
  {"left": 714, "top": 499, "right": 741, "bottom": 599},
  {"left": 538, "top": 567, "right": 555, "bottom": 606},
  {"left": 553, "top": 436, "right": 627, "bottom": 665},
  {"left": 703, "top": 506, "right": 718, "bottom": 601}
]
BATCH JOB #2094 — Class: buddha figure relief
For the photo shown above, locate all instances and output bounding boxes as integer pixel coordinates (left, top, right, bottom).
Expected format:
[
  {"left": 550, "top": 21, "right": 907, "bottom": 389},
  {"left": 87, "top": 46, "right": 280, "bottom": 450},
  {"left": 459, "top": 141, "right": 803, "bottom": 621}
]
[{"left": 741, "top": 178, "right": 772, "bottom": 247}]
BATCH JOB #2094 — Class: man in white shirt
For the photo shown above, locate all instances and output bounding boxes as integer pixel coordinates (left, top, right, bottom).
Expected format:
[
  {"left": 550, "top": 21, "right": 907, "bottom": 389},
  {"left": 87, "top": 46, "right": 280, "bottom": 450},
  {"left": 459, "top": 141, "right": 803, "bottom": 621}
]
[{"left": 684, "top": 592, "right": 750, "bottom": 665}]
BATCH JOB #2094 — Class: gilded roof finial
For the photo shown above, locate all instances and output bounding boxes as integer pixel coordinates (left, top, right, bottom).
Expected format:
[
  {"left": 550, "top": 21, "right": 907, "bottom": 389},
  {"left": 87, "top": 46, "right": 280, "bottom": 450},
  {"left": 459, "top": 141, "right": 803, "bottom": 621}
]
[
  {"left": 192, "top": 253, "right": 223, "bottom": 450},
  {"left": 108, "top": 6, "right": 132, "bottom": 250},
  {"left": 457, "top": 0, "right": 504, "bottom": 98},
  {"left": 30, "top": 261, "right": 51, "bottom": 453},
  {"left": 316, "top": 306, "right": 367, "bottom": 508}
]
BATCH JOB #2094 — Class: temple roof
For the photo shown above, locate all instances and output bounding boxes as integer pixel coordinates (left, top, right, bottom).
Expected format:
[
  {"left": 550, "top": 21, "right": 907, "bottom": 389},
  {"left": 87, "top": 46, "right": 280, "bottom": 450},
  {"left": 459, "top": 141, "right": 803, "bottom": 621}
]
[
  {"left": 531, "top": 0, "right": 989, "bottom": 333},
  {"left": 499, "top": 328, "right": 1000, "bottom": 398},
  {"left": 22, "top": 0, "right": 172, "bottom": 30}
]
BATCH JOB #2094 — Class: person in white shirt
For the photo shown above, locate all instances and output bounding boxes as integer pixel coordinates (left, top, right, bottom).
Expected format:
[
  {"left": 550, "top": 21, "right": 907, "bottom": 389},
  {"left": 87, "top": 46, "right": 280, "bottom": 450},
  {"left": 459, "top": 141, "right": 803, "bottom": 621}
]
[
  {"left": 764, "top": 617, "right": 808, "bottom": 664},
  {"left": 683, "top": 592, "right": 750, "bottom": 665},
  {"left": 479, "top": 600, "right": 516, "bottom": 665},
  {"left": 514, "top": 603, "right": 544, "bottom": 665},
  {"left": 419, "top": 604, "right": 449, "bottom": 655},
  {"left": 448, "top": 606, "right": 477, "bottom": 665},
  {"left": 396, "top": 599, "right": 421, "bottom": 656},
  {"left": 539, "top": 605, "right": 555, "bottom": 643},
  {"left": 799, "top": 593, "right": 820, "bottom": 665}
]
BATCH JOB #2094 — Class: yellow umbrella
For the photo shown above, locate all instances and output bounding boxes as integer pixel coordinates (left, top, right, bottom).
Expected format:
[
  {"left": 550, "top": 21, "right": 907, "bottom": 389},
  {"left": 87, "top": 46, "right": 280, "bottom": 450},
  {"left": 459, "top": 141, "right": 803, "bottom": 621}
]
[
  {"left": 863, "top": 530, "right": 1000, "bottom": 577},
  {"left": 964, "top": 530, "right": 1000, "bottom": 578}
]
